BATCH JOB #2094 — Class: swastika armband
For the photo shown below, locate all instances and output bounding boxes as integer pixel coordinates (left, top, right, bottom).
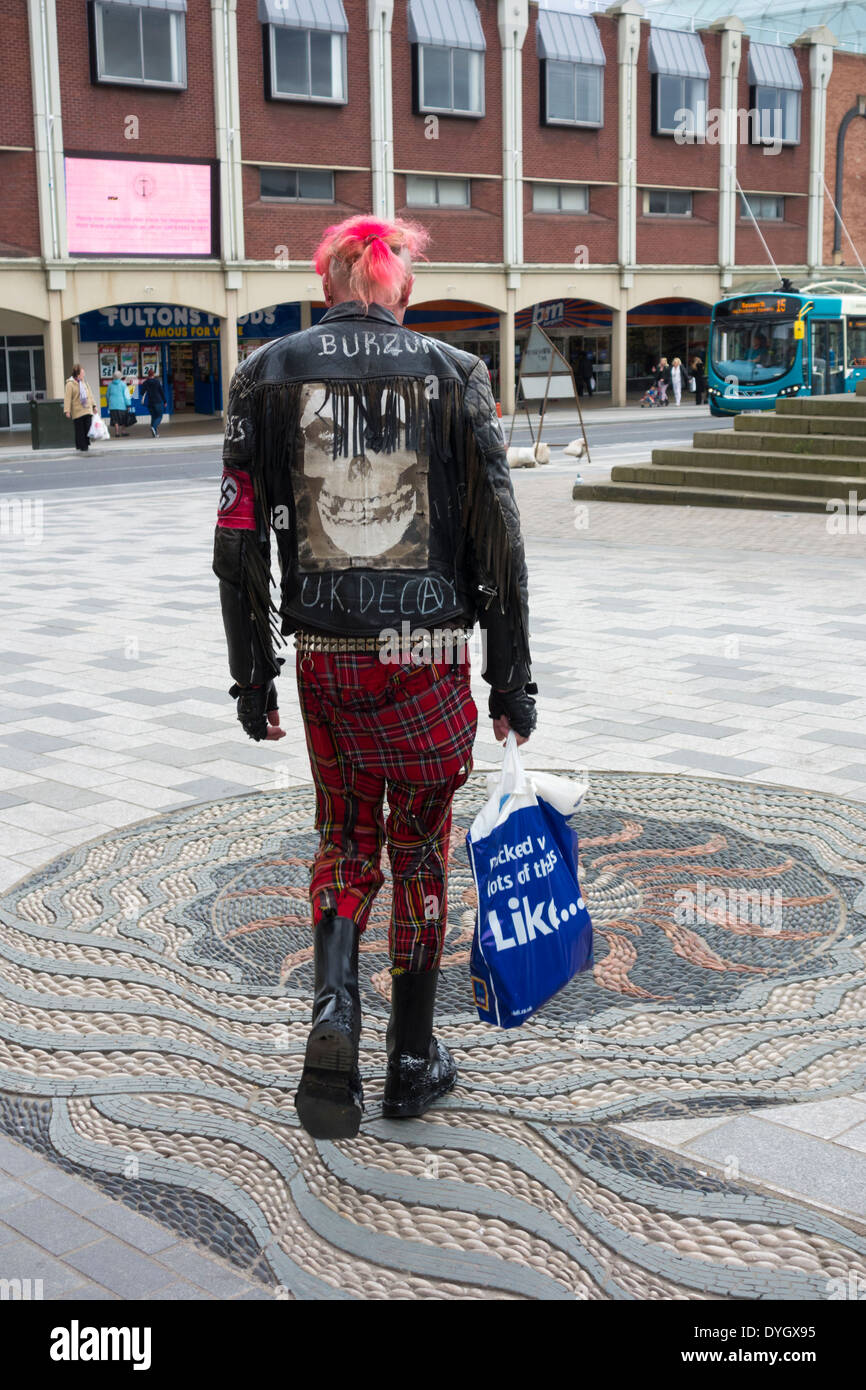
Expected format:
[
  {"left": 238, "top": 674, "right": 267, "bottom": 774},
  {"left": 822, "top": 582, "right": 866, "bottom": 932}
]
[{"left": 216, "top": 468, "right": 256, "bottom": 530}]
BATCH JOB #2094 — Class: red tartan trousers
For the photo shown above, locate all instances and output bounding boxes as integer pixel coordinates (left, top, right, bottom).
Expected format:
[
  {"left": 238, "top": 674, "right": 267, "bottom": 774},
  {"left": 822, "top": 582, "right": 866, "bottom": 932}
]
[{"left": 296, "top": 648, "right": 477, "bottom": 974}]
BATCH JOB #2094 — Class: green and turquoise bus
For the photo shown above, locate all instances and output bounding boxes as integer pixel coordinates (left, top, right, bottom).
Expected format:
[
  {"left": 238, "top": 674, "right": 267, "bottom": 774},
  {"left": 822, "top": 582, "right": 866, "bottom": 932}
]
[{"left": 707, "top": 281, "right": 866, "bottom": 416}]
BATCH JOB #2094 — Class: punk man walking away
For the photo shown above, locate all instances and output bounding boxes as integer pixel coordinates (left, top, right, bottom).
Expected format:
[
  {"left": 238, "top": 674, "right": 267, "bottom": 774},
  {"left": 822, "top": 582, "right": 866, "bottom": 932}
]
[{"left": 214, "top": 214, "right": 535, "bottom": 1140}]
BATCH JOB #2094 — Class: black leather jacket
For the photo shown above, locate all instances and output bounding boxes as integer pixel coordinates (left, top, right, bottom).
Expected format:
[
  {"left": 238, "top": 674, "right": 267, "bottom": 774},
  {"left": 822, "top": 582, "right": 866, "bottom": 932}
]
[{"left": 213, "top": 300, "right": 531, "bottom": 690}]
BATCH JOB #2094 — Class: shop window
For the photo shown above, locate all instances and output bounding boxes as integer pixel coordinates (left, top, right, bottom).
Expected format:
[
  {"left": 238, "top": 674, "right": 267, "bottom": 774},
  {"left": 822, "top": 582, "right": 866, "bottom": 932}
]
[
  {"left": 542, "top": 62, "right": 603, "bottom": 128},
  {"left": 260, "top": 167, "right": 335, "bottom": 202},
  {"left": 266, "top": 26, "right": 347, "bottom": 104},
  {"left": 90, "top": 1, "right": 187, "bottom": 90},
  {"left": 532, "top": 183, "right": 589, "bottom": 214},
  {"left": 644, "top": 189, "right": 693, "bottom": 217},
  {"left": 405, "top": 175, "right": 471, "bottom": 208},
  {"left": 739, "top": 194, "right": 785, "bottom": 222}
]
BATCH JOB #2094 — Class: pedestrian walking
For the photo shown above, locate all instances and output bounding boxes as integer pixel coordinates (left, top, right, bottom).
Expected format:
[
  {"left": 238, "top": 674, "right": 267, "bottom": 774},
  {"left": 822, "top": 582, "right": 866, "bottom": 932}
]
[
  {"left": 214, "top": 213, "right": 535, "bottom": 1141},
  {"left": 63, "top": 365, "right": 97, "bottom": 452},
  {"left": 670, "top": 356, "right": 684, "bottom": 405},
  {"left": 578, "top": 349, "right": 595, "bottom": 397},
  {"left": 656, "top": 357, "right": 671, "bottom": 405},
  {"left": 139, "top": 369, "right": 166, "bottom": 437},
  {"left": 690, "top": 355, "right": 707, "bottom": 405},
  {"left": 106, "top": 371, "right": 132, "bottom": 438}
]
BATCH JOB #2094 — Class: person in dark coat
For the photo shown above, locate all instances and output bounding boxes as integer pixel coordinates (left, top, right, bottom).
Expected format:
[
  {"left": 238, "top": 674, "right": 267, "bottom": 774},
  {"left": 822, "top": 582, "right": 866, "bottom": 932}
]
[
  {"left": 577, "top": 349, "right": 594, "bottom": 397},
  {"left": 690, "top": 355, "right": 707, "bottom": 406},
  {"left": 139, "top": 371, "right": 167, "bottom": 437}
]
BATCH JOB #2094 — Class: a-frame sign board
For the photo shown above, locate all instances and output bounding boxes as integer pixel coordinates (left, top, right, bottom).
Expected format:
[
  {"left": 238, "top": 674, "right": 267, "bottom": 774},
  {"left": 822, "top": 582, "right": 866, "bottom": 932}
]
[{"left": 507, "top": 322, "right": 591, "bottom": 462}]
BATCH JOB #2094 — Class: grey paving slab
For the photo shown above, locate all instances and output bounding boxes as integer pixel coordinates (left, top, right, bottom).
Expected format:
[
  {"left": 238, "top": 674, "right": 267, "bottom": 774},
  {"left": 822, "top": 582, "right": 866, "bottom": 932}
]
[
  {"left": 2, "top": 1197, "right": 105, "bottom": 1256},
  {"left": 752, "top": 1097, "right": 866, "bottom": 1139},
  {"left": 835, "top": 765, "right": 866, "bottom": 782},
  {"left": 151, "top": 714, "right": 232, "bottom": 733},
  {"left": 699, "top": 689, "right": 799, "bottom": 708},
  {"left": 0, "top": 1175, "right": 30, "bottom": 1207},
  {"left": 71, "top": 1191, "right": 179, "bottom": 1254},
  {"left": 64, "top": 1238, "right": 177, "bottom": 1298},
  {"left": 0, "top": 1134, "right": 47, "bottom": 1177},
  {"left": 0, "top": 791, "right": 27, "bottom": 810},
  {"left": 153, "top": 1242, "right": 258, "bottom": 1297},
  {"left": 0, "top": 1237, "right": 101, "bottom": 1297},
  {"left": 50, "top": 1281, "right": 120, "bottom": 1300},
  {"left": 656, "top": 750, "right": 771, "bottom": 775},
  {"left": 172, "top": 777, "right": 258, "bottom": 801},
  {"left": 104, "top": 689, "right": 183, "bottom": 706},
  {"left": 0, "top": 733, "right": 76, "bottom": 753},
  {"left": 648, "top": 717, "right": 741, "bottom": 739},
  {"left": 13, "top": 781, "right": 108, "bottom": 812},
  {"left": 801, "top": 729, "right": 866, "bottom": 750},
  {"left": 685, "top": 1117, "right": 866, "bottom": 1217},
  {"left": 0, "top": 682, "right": 65, "bottom": 697},
  {"left": 567, "top": 719, "right": 662, "bottom": 743},
  {"left": 19, "top": 704, "right": 99, "bottom": 722},
  {"left": 147, "top": 1280, "right": 213, "bottom": 1300}
]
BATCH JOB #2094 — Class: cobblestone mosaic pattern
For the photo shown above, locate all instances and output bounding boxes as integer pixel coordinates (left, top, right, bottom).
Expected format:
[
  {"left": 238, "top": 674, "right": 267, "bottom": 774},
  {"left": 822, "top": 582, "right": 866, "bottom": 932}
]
[{"left": 1, "top": 773, "right": 865, "bottom": 1299}]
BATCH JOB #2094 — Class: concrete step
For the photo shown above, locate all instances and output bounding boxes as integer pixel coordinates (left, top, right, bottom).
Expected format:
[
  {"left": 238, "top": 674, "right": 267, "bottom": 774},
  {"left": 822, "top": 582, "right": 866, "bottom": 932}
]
[
  {"left": 572, "top": 480, "right": 831, "bottom": 512},
  {"left": 702, "top": 430, "right": 866, "bottom": 459},
  {"left": 610, "top": 463, "right": 864, "bottom": 502},
  {"left": 777, "top": 396, "right": 866, "bottom": 417},
  {"left": 651, "top": 446, "right": 866, "bottom": 477},
  {"left": 740, "top": 412, "right": 866, "bottom": 437}
]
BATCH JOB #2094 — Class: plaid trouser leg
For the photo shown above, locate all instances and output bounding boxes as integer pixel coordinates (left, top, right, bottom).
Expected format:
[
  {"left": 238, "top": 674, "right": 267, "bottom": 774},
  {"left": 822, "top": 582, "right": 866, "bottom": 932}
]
[
  {"left": 298, "top": 676, "right": 387, "bottom": 930},
  {"left": 385, "top": 775, "right": 469, "bottom": 973}
]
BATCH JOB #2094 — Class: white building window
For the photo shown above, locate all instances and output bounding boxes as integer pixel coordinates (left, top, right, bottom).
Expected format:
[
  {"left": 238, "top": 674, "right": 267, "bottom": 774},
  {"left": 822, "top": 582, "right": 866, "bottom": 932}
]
[
  {"left": 416, "top": 46, "right": 483, "bottom": 116},
  {"left": 739, "top": 194, "right": 785, "bottom": 221},
  {"left": 260, "top": 168, "right": 335, "bottom": 202},
  {"left": 532, "top": 183, "right": 589, "bottom": 214},
  {"left": 748, "top": 43, "right": 802, "bottom": 146},
  {"left": 268, "top": 27, "right": 347, "bottom": 103},
  {"left": 645, "top": 189, "right": 693, "bottom": 217},
  {"left": 405, "top": 175, "right": 471, "bottom": 208},
  {"left": 544, "top": 62, "right": 603, "bottom": 127},
  {"left": 91, "top": 1, "right": 187, "bottom": 89},
  {"left": 649, "top": 28, "right": 709, "bottom": 139},
  {"left": 409, "top": 0, "right": 485, "bottom": 117},
  {"left": 753, "top": 85, "right": 800, "bottom": 145}
]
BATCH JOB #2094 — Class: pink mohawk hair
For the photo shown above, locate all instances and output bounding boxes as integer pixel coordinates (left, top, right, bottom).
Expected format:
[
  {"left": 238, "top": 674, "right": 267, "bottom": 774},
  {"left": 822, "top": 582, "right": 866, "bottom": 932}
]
[{"left": 312, "top": 215, "right": 430, "bottom": 310}]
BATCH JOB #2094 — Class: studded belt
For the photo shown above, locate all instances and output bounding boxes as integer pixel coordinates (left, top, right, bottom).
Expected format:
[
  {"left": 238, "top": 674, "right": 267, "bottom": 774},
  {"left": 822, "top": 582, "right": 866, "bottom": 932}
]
[{"left": 293, "top": 628, "right": 472, "bottom": 654}]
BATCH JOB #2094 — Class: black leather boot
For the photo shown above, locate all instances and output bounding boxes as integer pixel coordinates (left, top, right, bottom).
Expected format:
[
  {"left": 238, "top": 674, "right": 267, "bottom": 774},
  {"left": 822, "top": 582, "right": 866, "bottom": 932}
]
[
  {"left": 382, "top": 969, "right": 457, "bottom": 1119},
  {"left": 294, "top": 914, "right": 364, "bottom": 1140}
]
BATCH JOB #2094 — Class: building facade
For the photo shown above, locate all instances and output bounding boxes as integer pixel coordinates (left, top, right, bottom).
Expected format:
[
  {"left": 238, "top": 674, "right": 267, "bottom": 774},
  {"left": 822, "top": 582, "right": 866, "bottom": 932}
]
[{"left": 1, "top": 0, "right": 865, "bottom": 427}]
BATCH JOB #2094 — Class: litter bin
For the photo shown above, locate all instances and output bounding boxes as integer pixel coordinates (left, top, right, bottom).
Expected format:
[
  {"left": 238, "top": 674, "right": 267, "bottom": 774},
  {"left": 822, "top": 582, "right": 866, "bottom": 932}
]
[{"left": 30, "top": 398, "right": 76, "bottom": 450}]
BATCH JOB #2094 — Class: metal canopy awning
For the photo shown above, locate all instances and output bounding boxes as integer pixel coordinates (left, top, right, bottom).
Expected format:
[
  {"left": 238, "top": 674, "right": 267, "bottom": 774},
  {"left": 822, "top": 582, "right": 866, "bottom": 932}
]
[
  {"left": 257, "top": 0, "right": 348, "bottom": 31},
  {"left": 407, "top": 0, "right": 486, "bottom": 51},
  {"left": 536, "top": 9, "right": 605, "bottom": 66},
  {"left": 648, "top": 27, "right": 710, "bottom": 80},
  {"left": 748, "top": 41, "right": 803, "bottom": 90}
]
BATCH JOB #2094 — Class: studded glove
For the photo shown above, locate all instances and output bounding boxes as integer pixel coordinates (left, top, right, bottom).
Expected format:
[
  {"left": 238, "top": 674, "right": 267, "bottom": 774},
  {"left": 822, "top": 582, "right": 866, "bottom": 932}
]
[
  {"left": 229, "top": 678, "right": 279, "bottom": 742},
  {"left": 488, "top": 683, "right": 538, "bottom": 739}
]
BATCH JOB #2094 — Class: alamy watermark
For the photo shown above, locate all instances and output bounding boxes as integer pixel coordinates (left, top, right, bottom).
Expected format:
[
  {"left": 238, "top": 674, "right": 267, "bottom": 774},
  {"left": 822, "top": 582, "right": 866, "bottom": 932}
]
[
  {"left": 674, "top": 879, "right": 783, "bottom": 934},
  {"left": 675, "top": 106, "right": 783, "bottom": 157}
]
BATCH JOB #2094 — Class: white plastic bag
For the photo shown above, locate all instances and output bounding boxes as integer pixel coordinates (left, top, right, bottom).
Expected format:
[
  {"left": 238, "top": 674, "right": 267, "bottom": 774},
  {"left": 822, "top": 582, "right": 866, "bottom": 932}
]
[{"left": 88, "top": 414, "right": 109, "bottom": 440}]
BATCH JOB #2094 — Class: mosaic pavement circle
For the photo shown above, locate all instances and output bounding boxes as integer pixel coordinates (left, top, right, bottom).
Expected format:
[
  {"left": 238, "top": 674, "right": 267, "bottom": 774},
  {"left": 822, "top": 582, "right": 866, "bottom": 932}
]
[{"left": 1, "top": 772, "right": 866, "bottom": 1300}]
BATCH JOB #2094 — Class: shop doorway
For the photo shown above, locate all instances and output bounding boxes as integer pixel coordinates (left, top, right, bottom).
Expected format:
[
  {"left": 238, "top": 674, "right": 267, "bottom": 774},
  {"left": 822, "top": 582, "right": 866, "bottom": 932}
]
[
  {"left": 0, "top": 336, "right": 46, "bottom": 429},
  {"left": 164, "top": 342, "right": 222, "bottom": 414}
]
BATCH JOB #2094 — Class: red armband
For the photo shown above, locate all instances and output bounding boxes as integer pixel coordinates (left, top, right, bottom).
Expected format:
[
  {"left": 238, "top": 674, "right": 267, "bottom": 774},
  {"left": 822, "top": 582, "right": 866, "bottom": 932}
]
[{"left": 217, "top": 468, "right": 256, "bottom": 530}]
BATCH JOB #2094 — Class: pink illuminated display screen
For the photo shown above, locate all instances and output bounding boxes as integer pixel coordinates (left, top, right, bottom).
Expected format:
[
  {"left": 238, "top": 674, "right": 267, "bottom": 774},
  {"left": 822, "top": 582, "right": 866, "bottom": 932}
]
[{"left": 65, "top": 158, "right": 213, "bottom": 255}]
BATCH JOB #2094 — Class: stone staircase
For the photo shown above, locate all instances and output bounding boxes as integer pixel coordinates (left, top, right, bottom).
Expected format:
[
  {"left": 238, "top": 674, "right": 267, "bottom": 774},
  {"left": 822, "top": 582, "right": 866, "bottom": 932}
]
[{"left": 576, "top": 381, "right": 866, "bottom": 511}]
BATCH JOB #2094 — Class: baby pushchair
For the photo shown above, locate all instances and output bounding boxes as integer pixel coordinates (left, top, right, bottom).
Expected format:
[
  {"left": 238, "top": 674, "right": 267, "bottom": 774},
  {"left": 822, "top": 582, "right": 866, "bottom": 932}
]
[{"left": 640, "top": 383, "right": 661, "bottom": 407}]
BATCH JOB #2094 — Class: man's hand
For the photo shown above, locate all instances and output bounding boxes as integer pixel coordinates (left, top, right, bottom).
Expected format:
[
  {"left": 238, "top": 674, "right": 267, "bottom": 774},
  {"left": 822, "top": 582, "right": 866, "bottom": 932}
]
[
  {"left": 229, "top": 679, "right": 286, "bottom": 742},
  {"left": 489, "top": 685, "right": 537, "bottom": 745}
]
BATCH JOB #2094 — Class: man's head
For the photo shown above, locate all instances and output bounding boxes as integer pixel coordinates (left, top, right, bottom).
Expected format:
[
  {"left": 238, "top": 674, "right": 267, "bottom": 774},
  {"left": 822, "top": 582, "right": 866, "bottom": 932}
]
[{"left": 313, "top": 215, "right": 429, "bottom": 323}]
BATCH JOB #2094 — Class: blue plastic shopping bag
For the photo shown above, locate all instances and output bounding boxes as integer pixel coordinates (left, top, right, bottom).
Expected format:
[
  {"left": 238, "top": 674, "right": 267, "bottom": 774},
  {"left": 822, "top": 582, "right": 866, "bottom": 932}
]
[{"left": 467, "top": 734, "right": 593, "bottom": 1027}]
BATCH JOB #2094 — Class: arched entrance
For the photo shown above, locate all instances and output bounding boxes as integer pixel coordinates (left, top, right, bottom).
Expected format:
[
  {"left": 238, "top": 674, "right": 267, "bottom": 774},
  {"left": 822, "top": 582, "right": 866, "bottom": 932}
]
[
  {"left": 0, "top": 310, "right": 48, "bottom": 430},
  {"left": 626, "top": 298, "right": 712, "bottom": 396},
  {"left": 517, "top": 299, "right": 614, "bottom": 398}
]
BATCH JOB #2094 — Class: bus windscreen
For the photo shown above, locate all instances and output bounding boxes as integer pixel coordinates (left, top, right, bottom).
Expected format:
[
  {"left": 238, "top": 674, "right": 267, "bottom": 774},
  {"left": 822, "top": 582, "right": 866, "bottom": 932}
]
[{"left": 711, "top": 316, "right": 799, "bottom": 386}]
